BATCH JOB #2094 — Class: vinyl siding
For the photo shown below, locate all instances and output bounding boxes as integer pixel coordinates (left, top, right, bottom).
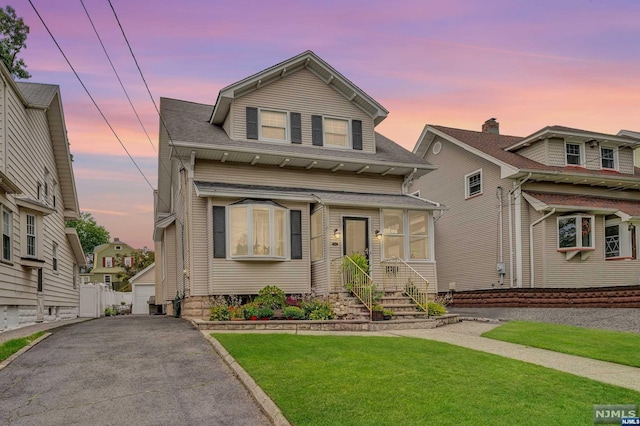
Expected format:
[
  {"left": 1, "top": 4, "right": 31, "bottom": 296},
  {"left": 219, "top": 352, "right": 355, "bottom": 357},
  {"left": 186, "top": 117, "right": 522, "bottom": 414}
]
[
  {"left": 547, "top": 138, "right": 567, "bottom": 167},
  {"left": 209, "top": 199, "right": 311, "bottom": 295},
  {"left": 190, "top": 186, "right": 209, "bottom": 296},
  {"left": 517, "top": 140, "right": 547, "bottom": 164},
  {"left": 230, "top": 68, "right": 376, "bottom": 154},
  {"left": 163, "top": 224, "right": 177, "bottom": 301},
  {"left": 194, "top": 161, "right": 403, "bottom": 194},
  {"left": 412, "top": 135, "right": 511, "bottom": 292},
  {"left": 541, "top": 214, "right": 640, "bottom": 288},
  {"left": 618, "top": 147, "right": 635, "bottom": 174},
  {"left": 0, "top": 85, "right": 79, "bottom": 309}
]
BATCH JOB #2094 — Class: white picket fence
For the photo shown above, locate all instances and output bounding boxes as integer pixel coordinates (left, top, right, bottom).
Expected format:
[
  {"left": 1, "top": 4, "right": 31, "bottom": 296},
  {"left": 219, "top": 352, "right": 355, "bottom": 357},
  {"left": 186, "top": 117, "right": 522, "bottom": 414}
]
[{"left": 79, "top": 283, "right": 133, "bottom": 318}]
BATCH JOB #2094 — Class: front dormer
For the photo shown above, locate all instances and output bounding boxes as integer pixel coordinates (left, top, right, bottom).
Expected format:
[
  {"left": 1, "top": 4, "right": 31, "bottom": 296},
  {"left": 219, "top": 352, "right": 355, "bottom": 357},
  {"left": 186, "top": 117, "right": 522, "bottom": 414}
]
[
  {"left": 209, "top": 51, "right": 388, "bottom": 155},
  {"left": 505, "top": 126, "right": 639, "bottom": 174}
]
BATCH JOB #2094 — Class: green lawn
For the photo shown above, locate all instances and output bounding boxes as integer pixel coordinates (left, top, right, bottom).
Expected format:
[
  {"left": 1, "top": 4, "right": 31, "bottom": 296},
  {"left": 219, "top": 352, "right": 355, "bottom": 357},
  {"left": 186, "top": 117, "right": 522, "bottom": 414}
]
[
  {"left": 213, "top": 333, "right": 640, "bottom": 426},
  {"left": 0, "top": 331, "right": 45, "bottom": 362},
  {"left": 482, "top": 321, "right": 640, "bottom": 367}
]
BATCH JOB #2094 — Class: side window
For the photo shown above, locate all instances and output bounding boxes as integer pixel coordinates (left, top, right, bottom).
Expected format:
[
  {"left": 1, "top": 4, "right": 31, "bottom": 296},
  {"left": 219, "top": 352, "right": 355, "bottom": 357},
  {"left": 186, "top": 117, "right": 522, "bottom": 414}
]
[{"left": 465, "top": 170, "right": 482, "bottom": 199}]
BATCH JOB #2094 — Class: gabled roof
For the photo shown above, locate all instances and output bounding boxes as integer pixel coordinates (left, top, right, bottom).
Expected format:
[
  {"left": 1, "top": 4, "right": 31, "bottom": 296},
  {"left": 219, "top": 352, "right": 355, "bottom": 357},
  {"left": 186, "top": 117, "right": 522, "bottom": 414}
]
[
  {"left": 161, "top": 97, "right": 434, "bottom": 177},
  {"left": 130, "top": 263, "right": 155, "bottom": 284},
  {"left": 13, "top": 81, "right": 81, "bottom": 220},
  {"left": 414, "top": 124, "right": 640, "bottom": 184},
  {"left": 209, "top": 51, "right": 389, "bottom": 126}
]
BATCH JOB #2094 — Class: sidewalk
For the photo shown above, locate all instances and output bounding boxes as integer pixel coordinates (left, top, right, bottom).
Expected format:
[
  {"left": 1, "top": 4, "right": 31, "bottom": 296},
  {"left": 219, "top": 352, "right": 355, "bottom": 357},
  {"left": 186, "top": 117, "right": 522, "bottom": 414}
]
[
  {"left": 0, "top": 318, "right": 93, "bottom": 344},
  {"left": 386, "top": 321, "right": 640, "bottom": 392}
]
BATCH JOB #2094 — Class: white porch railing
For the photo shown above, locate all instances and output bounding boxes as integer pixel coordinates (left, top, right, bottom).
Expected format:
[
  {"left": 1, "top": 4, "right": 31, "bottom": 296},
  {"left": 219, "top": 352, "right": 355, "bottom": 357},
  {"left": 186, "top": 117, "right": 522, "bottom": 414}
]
[
  {"left": 381, "top": 258, "right": 430, "bottom": 314},
  {"left": 331, "top": 256, "right": 375, "bottom": 316}
]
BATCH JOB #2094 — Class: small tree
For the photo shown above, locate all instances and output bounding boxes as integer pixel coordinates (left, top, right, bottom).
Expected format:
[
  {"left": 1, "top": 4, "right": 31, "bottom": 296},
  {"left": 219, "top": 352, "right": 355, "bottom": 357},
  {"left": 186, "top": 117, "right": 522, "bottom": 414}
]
[
  {"left": 114, "top": 248, "right": 155, "bottom": 291},
  {"left": 66, "top": 212, "right": 110, "bottom": 260},
  {"left": 0, "top": 5, "right": 30, "bottom": 79}
]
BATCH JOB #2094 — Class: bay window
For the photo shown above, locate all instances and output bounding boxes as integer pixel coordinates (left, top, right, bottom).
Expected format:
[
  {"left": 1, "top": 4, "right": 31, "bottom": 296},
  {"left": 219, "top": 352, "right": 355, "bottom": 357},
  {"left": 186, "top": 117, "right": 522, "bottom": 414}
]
[
  {"left": 229, "top": 202, "right": 288, "bottom": 258},
  {"left": 605, "top": 218, "right": 636, "bottom": 260},
  {"left": 557, "top": 215, "right": 594, "bottom": 250},
  {"left": 382, "top": 209, "right": 430, "bottom": 260}
]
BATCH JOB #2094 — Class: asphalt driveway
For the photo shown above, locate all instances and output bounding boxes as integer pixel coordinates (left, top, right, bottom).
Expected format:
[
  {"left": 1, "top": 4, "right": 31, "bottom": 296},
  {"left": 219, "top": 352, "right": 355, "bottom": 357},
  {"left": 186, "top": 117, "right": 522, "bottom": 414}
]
[{"left": 0, "top": 316, "right": 271, "bottom": 426}]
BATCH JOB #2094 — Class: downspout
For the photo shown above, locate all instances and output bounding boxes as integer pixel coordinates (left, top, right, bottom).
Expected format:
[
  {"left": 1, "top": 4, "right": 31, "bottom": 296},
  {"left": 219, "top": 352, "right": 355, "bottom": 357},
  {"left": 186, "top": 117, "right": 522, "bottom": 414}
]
[
  {"left": 507, "top": 173, "right": 531, "bottom": 288},
  {"left": 402, "top": 167, "right": 418, "bottom": 194},
  {"left": 530, "top": 208, "right": 555, "bottom": 288},
  {"left": 497, "top": 187, "right": 504, "bottom": 286}
]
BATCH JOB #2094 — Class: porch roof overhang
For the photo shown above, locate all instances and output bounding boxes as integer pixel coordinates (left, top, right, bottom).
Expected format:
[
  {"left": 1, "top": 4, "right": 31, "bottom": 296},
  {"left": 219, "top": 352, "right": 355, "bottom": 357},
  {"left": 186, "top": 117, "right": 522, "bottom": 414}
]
[
  {"left": 171, "top": 142, "right": 435, "bottom": 179},
  {"left": 523, "top": 191, "right": 640, "bottom": 222},
  {"left": 15, "top": 196, "right": 56, "bottom": 215},
  {"left": 508, "top": 169, "right": 640, "bottom": 190},
  {"left": 153, "top": 214, "right": 176, "bottom": 242},
  {"left": 65, "top": 227, "right": 87, "bottom": 266},
  {"left": 0, "top": 169, "right": 21, "bottom": 194},
  {"left": 194, "top": 181, "right": 446, "bottom": 211}
]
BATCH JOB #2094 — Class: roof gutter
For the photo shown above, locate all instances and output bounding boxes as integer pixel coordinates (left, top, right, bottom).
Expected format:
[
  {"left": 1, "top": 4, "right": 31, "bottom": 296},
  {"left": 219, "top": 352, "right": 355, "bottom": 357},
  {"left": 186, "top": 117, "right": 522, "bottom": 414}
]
[{"left": 529, "top": 208, "right": 556, "bottom": 288}]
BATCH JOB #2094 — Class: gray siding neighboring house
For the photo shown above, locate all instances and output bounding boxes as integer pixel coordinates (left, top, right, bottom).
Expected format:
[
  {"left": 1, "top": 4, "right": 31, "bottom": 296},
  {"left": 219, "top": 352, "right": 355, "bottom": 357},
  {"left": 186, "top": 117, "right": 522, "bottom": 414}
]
[
  {"left": 154, "top": 51, "right": 444, "bottom": 315},
  {"left": 412, "top": 119, "right": 640, "bottom": 292},
  {"left": 0, "top": 64, "right": 85, "bottom": 330}
]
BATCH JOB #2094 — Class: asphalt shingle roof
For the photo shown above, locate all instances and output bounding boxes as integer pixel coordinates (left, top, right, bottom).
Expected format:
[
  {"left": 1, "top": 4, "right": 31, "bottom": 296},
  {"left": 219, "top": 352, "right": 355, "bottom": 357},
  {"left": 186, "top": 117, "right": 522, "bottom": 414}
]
[
  {"left": 15, "top": 82, "right": 58, "bottom": 108},
  {"left": 161, "top": 97, "right": 431, "bottom": 166},
  {"left": 525, "top": 191, "right": 640, "bottom": 217},
  {"left": 432, "top": 125, "right": 640, "bottom": 178}
]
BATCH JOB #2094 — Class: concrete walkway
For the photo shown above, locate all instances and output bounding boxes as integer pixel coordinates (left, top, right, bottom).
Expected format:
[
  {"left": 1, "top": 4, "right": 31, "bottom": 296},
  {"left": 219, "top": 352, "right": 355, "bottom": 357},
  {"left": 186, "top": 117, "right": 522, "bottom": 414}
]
[
  {"left": 0, "top": 318, "right": 93, "bottom": 344},
  {"left": 388, "top": 321, "right": 640, "bottom": 392}
]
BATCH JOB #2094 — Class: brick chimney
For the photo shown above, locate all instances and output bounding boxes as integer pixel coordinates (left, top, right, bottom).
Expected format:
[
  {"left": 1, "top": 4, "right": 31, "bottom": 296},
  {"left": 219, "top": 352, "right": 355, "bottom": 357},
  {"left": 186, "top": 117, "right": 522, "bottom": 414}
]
[
  {"left": 113, "top": 237, "right": 120, "bottom": 242},
  {"left": 482, "top": 118, "right": 499, "bottom": 134}
]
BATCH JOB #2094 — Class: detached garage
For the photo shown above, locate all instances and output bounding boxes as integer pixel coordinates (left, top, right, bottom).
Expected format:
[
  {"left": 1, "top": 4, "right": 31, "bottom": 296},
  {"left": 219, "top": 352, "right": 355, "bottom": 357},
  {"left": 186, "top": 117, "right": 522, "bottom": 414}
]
[{"left": 130, "top": 264, "right": 156, "bottom": 315}]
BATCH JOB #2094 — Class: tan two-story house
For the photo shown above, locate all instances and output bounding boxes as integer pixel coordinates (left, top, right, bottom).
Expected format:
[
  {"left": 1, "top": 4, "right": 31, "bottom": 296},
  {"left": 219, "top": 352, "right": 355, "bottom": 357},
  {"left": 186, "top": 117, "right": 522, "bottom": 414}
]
[
  {"left": 0, "top": 63, "right": 86, "bottom": 330},
  {"left": 412, "top": 119, "right": 640, "bottom": 294},
  {"left": 154, "top": 51, "right": 444, "bottom": 316}
]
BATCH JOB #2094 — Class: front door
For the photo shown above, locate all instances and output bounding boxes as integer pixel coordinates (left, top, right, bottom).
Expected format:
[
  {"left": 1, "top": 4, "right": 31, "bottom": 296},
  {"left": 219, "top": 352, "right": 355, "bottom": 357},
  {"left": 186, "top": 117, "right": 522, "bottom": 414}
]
[
  {"left": 36, "top": 268, "right": 44, "bottom": 322},
  {"left": 343, "top": 217, "right": 370, "bottom": 264}
]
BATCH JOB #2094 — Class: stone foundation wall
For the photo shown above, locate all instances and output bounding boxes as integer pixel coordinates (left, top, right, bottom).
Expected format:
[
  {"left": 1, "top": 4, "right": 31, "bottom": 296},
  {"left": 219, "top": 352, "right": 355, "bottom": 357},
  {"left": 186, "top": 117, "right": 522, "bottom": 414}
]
[
  {"left": 181, "top": 296, "right": 212, "bottom": 320},
  {"left": 0, "top": 305, "right": 79, "bottom": 331},
  {"left": 449, "top": 285, "right": 640, "bottom": 308}
]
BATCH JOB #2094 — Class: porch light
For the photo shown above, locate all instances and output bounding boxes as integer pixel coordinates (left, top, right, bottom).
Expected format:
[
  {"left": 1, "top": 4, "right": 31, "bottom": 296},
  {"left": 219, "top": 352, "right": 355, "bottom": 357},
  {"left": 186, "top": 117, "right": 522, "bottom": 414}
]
[
  {"left": 333, "top": 228, "right": 341, "bottom": 239},
  {"left": 374, "top": 230, "right": 382, "bottom": 240}
]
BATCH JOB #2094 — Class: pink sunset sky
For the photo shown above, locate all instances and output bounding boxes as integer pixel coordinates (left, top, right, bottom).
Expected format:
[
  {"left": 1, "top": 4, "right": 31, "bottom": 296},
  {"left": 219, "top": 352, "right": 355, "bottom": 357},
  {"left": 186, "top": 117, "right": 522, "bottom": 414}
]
[{"left": 15, "top": 0, "right": 640, "bottom": 250}]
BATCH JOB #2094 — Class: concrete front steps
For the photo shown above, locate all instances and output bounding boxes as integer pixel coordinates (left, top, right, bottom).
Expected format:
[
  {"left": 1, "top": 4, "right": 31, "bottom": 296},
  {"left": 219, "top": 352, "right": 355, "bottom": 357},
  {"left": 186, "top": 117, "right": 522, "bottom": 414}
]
[{"left": 332, "top": 290, "right": 431, "bottom": 321}]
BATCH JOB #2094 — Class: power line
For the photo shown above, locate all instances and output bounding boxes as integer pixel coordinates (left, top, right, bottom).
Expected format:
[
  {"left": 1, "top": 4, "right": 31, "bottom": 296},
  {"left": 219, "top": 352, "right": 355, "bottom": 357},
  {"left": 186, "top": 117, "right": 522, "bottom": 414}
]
[
  {"left": 27, "top": 0, "right": 155, "bottom": 192},
  {"left": 80, "top": 0, "right": 157, "bottom": 153}
]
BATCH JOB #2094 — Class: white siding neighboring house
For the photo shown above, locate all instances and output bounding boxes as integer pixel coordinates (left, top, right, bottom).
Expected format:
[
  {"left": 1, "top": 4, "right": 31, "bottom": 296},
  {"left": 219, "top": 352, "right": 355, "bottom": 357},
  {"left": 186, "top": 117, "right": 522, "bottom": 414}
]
[
  {"left": 0, "top": 63, "right": 85, "bottom": 330},
  {"left": 130, "top": 263, "right": 155, "bottom": 315},
  {"left": 412, "top": 119, "right": 640, "bottom": 292},
  {"left": 154, "top": 51, "right": 445, "bottom": 316}
]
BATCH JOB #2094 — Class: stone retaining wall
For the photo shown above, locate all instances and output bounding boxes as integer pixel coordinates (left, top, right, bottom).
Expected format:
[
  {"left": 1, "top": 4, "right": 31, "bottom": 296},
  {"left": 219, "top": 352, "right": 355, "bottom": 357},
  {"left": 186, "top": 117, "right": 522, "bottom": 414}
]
[{"left": 449, "top": 285, "right": 640, "bottom": 308}]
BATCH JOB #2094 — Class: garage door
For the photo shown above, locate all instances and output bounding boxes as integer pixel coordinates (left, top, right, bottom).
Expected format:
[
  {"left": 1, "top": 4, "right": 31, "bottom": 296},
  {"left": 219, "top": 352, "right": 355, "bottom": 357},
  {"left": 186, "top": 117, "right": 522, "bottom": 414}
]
[{"left": 132, "top": 284, "right": 155, "bottom": 315}]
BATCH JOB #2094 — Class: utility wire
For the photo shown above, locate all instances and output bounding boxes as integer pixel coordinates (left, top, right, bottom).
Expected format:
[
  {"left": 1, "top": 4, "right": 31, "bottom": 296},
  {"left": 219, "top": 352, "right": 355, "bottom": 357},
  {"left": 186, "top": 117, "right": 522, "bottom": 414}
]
[
  {"left": 28, "top": 0, "right": 155, "bottom": 192},
  {"left": 80, "top": 0, "right": 157, "bottom": 153}
]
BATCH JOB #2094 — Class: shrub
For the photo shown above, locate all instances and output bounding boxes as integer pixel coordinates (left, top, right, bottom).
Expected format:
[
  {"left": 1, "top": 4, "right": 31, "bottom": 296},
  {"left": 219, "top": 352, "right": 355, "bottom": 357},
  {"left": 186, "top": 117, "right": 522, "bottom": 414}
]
[
  {"left": 257, "top": 306, "right": 274, "bottom": 319},
  {"left": 427, "top": 302, "right": 447, "bottom": 317},
  {"left": 383, "top": 309, "right": 394, "bottom": 316},
  {"left": 285, "top": 295, "right": 301, "bottom": 307},
  {"left": 243, "top": 303, "right": 259, "bottom": 319},
  {"left": 282, "top": 306, "right": 305, "bottom": 320},
  {"left": 210, "top": 305, "right": 231, "bottom": 321},
  {"left": 256, "top": 285, "right": 286, "bottom": 309},
  {"left": 372, "top": 304, "right": 384, "bottom": 312},
  {"left": 228, "top": 305, "right": 244, "bottom": 319},
  {"left": 303, "top": 299, "right": 335, "bottom": 320}
]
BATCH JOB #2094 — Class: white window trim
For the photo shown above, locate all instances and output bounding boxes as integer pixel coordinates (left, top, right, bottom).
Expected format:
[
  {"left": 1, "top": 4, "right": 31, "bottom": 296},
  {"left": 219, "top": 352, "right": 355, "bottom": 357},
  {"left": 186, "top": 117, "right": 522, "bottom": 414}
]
[
  {"left": 26, "top": 213, "right": 37, "bottom": 258},
  {"left": 1, "top": 205, "right": 11, "bottom": 263},
  {"left": 600, "top": 145, "right": 618, "bottom": 171},
  {"left": 104, "top": 256, "right": 113, "bottom": 268},
  {"left": 52, "top": 242, "right": 58, "bottom": 272},
  {"left": 258, "top": 108, "right": 290, "bottom": 143},
  {"left": 115, "top": 245, "right": 122, "bottom": 251},
  {"left": 557, "top": 214, "right": 595, "bottom": 251},
  {"left": 104, "top": 274, "right": 112, "bottom": 285},
  {"left": 564, "top": 141, "right": 585, "bottom": 167},
  {"left": 227, "top": 204, "right": 290, "bottom": 260},
  {"left": 322, "top": 116, "right": 352, "bottom": 149},
  {"left": 605, "top": 218, "right": 634, "bottom": 260},
  {"left": 464, "top": 169, "right": 483, "bottom": 199},
  {"left": 310, "top": 208, "right": 324, "bottom": 262},
  {"left": 381, "top": 209, "right": 432, "bottom": 262}
]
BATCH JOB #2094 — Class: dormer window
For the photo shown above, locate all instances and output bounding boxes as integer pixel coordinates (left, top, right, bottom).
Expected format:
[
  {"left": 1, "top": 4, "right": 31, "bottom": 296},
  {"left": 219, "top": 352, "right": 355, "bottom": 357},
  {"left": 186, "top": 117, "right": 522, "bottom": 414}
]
[
  {"left": 565, "top": 142, "right": 583, "bottom": 166},
  {"left": 324, "top": 117, "right": 349, "bottom": 147},
  {"left": 259, "top": 109, "right": 288, "bottom": 142},
  {"left": 600, "top": 146, "right": 616, "bottom": 170}
]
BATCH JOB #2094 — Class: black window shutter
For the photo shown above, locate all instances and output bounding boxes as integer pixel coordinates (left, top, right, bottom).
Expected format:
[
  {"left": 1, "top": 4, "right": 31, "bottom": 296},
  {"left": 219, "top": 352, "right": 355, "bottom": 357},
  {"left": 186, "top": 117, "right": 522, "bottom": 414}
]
[
  {"left": 213, "top": 206, "right": 226, "bottom": 258},
  {"left": 246, "top": 107, "right": 258, "bottom": 139},
  {"left": 290, "top": 210, "right": 302, "bottom": 259},
  {"left": 290, "top": 112, "right": 302, "bottom": 144},
  {"left": 311, "top": 115, "right": 323, "bottom": 146},
  {"left": 352, "top": 120, "right": 363, "bottom": 150}
]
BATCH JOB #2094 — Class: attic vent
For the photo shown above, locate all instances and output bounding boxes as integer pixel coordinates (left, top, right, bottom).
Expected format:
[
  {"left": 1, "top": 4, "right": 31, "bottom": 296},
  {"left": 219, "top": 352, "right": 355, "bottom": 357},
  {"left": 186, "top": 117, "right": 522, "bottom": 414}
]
[{"left": 482, "top": 118, "right": 499, "bottom": 134}]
